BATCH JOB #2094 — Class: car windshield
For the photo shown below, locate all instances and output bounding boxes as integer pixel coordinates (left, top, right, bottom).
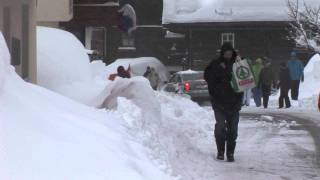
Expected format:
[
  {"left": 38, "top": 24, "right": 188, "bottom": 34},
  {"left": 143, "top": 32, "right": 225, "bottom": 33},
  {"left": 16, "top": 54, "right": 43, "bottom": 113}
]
[{"left": 181, "top": 72, "right": 204, "bottom": 81}]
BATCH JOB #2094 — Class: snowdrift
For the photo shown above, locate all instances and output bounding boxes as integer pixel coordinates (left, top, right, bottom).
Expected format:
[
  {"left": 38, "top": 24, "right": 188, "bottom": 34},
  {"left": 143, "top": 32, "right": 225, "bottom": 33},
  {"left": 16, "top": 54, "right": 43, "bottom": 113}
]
[
  {"left": 0, "top": 32, "right": 172, "bottom": 180},
  {"left": 116, "top": 91, "right": 214, "bottom": 180},
  {"left": 300, "top": 53, "right": 320, "bottom": 98},
  {"left": 36, "top": 27, "right": 168, "bottom": 108},
  {"left": 0, "top": 33, "right": 10, "bottom": 94},
  {"left": 37, "top": 27, "right": 107, "bottom": 105},
  {"left": 37, "top": 26, "right": 92, "bottom": 90}
]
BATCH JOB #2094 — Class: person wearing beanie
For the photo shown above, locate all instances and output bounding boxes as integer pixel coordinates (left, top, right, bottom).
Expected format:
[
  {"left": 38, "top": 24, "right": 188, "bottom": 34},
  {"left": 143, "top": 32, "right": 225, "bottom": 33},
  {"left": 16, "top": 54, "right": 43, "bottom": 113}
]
[
  {"left": 288, "top": 51, "right": 304, "bottom": 100},
  {"left": 204, "top": 42, "right": 243, "bottom": 162},
  {"left": 278, "top": 62, "right": 291, "bottom": 108},
  {"left": 258, "top": 59, "right": 276, "bottom": 108}
]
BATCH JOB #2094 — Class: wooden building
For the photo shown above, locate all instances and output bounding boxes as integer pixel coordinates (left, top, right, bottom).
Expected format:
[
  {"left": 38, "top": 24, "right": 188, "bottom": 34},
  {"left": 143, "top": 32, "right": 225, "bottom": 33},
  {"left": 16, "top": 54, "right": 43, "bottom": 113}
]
[
  {"left": 60, "top": 0, "right": 167, "bottom": 65},
  {"left": 162, "top": 1, "right": 315, "bottom": 71}
]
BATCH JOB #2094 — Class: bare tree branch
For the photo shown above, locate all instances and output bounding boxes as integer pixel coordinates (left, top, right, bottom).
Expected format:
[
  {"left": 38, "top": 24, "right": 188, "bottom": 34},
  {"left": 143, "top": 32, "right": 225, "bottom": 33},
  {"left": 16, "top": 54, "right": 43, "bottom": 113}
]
[{"left": 287, "top": 0, "right": 320, "bottom": 53}]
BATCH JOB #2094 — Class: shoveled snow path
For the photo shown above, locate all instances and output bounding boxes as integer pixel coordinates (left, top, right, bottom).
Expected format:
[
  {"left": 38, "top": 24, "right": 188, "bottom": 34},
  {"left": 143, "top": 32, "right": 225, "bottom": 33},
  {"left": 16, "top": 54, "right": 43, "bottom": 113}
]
[{"left": 160, "top": 106, "right": 320, "bottom": 180}]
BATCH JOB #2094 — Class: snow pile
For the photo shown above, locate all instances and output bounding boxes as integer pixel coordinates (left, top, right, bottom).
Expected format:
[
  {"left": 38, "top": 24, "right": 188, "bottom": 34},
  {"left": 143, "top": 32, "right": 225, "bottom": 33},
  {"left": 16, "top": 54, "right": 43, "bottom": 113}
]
[
  {"left": 37, "top": 26, "right": 92, "bottom": 89},
  {"left": 0, "top": 33, "right": 172, "bottom": 180},
  {"left": 301, "top": 53, "right": 320, "bottom": 98},
  {"left": 163, "top": 0, "right": 320, "bottom": 24},
  {"left": 296, "top": 53, "right": 320, "bottom": 109},
  {"left": 116, "top": 91, "right": 214, "bottom": 179},
  {"left": 92, "top": 77, "right": 162, "bottom": 131},
  {"left": 37, "top": 27, "right": 108, "bottom": 105},
  {"left": 0, "top": 32, "right": 10, "bottom": 93}
]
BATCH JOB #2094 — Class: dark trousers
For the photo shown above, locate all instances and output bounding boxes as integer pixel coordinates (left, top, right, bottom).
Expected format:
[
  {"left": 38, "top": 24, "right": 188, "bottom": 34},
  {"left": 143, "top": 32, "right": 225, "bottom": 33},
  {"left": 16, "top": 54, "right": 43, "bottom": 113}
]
[
  {"left": 214, "top": 109, "right": 239, "bottom": 155},
  {"left": 252, "top": 87, "right": 262, "bottom": 107},
  {"left": 291, "top": 80, "right": 300, "bottom": 100},
  {"left": 279, "top": 87, "right": 291, "bottom": 108},
  {"left": 262, "top": 85, "right": 271, "bottom": 108}
]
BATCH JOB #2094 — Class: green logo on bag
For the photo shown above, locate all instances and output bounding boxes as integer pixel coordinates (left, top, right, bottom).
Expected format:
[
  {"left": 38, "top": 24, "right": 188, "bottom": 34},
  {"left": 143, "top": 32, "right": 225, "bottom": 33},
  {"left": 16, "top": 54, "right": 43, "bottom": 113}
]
[{"left": 236, "top": 66, "right": 250, "bottom": 80}]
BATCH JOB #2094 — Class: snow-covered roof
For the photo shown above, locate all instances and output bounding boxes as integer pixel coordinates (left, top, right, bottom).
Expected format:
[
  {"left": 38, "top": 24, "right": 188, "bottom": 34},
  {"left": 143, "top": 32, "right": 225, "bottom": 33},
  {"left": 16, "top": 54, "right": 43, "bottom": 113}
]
[{"left": 162, "top": 0, "right": 320, "bottom": 24}]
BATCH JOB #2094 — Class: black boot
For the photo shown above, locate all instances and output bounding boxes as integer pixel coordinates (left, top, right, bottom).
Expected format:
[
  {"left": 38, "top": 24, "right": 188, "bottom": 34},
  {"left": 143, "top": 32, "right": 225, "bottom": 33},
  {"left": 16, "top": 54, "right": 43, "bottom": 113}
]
[
  {"left": 216, "top": 140, "right": 225, "bottom": 160},
  {"left": 227, "top": 142, "right": 236, "bottom": 162},
  {"left": 227, "top": 154, "right": 235, "bottom": 162},
  {"left": 217, "top": 151, "right": 224, "bottom": 160}
]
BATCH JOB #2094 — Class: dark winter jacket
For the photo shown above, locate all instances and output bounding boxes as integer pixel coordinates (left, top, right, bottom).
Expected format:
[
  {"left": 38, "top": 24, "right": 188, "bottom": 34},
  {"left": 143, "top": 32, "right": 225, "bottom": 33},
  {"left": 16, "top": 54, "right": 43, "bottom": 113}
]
[
  {"left": 278, "top": 66, "right": 291, "bottom": 89},
  {"left": 259, "top": 66, "right": 275, "bottom": 87},
  {"left": 204, "top": 45, "right": 243, "bottom": 112}
]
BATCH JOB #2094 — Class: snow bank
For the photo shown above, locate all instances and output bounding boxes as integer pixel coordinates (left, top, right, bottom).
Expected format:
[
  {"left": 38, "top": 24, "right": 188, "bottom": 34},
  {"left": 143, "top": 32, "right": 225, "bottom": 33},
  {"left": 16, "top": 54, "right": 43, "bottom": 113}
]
[
  {"left": 0, "top": 34, "right": 172, "bottom": 180},
  {"left": 91, "top": 77, "right": 162, "bottom": 131},
  {"left": 115, "top": 90, "right": 214, "bottom": 179},
  {"left": 37, "top": 26, "right": 92, "bottom": 89},
  {"left": 37, "top": 27, "right": 108, "bottom": 105},
  {"left": 163, "top": 0, "right": 320, "bottom": 24},
  {"left": 300, "top": 53, "right": 320, "bottom": 98},
  {"left": 0, "top": 32, "right": 10, "bottom": 93}
]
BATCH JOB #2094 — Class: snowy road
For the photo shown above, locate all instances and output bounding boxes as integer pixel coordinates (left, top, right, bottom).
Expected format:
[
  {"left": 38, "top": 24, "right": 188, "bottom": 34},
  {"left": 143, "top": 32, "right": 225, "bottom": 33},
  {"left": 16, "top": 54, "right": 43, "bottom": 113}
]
[{"left": 163, "top": 107, "right": 320, "bottom": 180}]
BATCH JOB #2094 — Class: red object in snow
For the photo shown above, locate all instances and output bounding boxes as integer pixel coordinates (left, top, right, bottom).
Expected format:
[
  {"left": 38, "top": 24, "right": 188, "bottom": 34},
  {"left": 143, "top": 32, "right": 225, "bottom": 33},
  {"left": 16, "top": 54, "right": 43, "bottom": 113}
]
[{"left": 184, "top": 82, "right": 191, "bottom": 92}]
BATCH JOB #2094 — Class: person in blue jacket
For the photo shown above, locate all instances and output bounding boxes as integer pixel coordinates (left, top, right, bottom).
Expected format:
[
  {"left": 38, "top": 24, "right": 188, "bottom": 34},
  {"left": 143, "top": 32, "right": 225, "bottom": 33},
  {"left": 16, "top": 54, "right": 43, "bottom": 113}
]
[{"left": 287, "top": 51, "right": 304, "bottom": 100}]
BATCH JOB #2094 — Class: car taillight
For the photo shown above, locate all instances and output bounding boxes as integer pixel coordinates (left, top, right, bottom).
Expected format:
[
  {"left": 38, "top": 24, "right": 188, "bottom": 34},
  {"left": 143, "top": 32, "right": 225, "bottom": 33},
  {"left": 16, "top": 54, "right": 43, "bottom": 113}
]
[{"left": 184, "top": 82, "right": 191, "bottom": 92}]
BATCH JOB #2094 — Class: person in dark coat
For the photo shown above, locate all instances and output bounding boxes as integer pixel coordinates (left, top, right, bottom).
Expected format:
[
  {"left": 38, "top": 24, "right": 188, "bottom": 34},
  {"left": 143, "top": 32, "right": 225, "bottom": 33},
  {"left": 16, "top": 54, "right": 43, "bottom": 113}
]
[
  {"left": 143, "top": 66, "right": 151, "bottom": 77},
  {"left": 278, "top": 62, "right": 291, "bottom": 108},
  {"left": 204, "top": 42, "right": 243, "bottom": 162},
  {"left": 258, "top": 60, "right": 275, "bottom": 109}
]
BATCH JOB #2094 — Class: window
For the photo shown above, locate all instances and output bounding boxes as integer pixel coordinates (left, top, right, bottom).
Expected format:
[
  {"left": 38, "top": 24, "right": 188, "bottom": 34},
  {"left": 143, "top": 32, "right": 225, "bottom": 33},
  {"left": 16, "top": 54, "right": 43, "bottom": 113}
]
[
  {"left": 221, "top": 33, "right": 235, "bottom": 47},
  {"left": 85, "top": 27, "right": 106, "bottom": 59},
  {"left": 121, "top": 33, "right": 135, "bottom": 47},
  {"left": 11, "top": 37, "right": 21, "bottom": 66}
]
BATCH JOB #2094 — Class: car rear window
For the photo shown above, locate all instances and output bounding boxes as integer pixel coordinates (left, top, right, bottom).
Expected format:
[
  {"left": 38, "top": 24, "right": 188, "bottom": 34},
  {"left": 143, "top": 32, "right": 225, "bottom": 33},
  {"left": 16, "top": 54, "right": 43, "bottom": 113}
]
[{"left": 181, "top": 72, "right": 204, "bottom": 81}]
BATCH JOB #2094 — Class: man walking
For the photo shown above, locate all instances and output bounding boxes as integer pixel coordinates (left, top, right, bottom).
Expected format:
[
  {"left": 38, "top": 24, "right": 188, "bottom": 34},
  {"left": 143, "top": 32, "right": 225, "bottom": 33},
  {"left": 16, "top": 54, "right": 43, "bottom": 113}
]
[
  {"left": 258, "top": 60, "right": 275, "bottom": 109},
  {"left": 204, "top": 43, "right": 243, "bottom": 162},
  {"left": 278, "top": 62, "right": 291, "bottom": 108},
  {"left": 288, "top": 51, "right": 304, "bottom": 100}
]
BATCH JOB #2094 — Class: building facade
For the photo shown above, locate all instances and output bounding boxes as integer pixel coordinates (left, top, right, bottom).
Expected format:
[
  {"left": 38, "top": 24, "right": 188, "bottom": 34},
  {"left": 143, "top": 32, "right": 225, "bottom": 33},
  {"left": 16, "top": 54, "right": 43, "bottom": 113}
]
[
  {"left": 0, "top": 0, "right": 37, "bottom": 83},
  {"left": 37, "top": 0, "right": 74, "bottom": 28},
  {"left": 164, "top": 22, "right": 314, "bottom": 72},
  {"left": 61, "top": 0, "right": 168, "bottom": 65},
  {"left": 0, "top": 0, "right": 72, "bottom": 83}
]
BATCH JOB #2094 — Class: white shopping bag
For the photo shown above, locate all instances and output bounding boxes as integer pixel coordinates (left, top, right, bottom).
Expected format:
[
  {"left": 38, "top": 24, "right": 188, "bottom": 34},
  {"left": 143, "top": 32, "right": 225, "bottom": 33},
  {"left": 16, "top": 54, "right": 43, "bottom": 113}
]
[{"left": 231, "top": 58, "right": 256, "bottom": 92}]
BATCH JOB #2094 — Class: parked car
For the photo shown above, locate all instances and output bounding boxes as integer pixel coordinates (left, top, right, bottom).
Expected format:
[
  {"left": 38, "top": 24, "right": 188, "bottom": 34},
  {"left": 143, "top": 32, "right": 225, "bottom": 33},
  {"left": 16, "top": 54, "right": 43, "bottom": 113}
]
[
  {"left": 162, "top": 70, "right": 210, "bottom": 101},
  {"left": 105, "top": 57, "right": 170, "bottom": 89}
]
